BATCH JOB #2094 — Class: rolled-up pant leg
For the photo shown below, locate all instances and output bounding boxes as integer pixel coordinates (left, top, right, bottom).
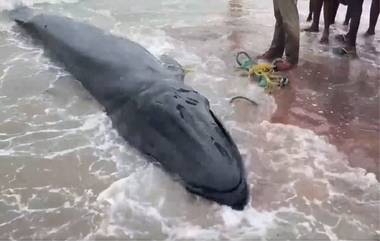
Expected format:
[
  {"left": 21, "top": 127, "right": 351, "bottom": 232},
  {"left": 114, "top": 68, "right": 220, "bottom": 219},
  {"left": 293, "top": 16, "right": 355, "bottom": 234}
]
[
  {"left": 269, "top": 0, "right": 286, "bottom": 58},
  {"left": 277, "top": 0, "right": 300, "bottom": 64}
]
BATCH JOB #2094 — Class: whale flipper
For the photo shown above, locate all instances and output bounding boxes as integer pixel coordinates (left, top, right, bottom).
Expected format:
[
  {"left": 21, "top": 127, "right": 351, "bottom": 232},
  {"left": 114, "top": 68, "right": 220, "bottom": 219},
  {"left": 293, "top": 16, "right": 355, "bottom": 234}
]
[{"left": 9, "top": 7, "right": 34, "bottom": 25}]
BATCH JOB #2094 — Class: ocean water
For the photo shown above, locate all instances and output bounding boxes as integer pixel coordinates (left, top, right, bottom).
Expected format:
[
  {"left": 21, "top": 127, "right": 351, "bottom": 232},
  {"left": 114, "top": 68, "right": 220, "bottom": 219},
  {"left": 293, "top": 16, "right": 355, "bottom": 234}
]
[{"left": 0, "top": 0, "right": 379, "bottom": 240}]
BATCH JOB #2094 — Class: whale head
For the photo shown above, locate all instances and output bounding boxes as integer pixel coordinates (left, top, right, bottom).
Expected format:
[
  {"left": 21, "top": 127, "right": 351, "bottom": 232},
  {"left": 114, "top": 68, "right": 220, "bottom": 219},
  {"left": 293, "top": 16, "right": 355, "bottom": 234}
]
[{"left": 134, "top": 84, "right": 249, "bottom": 210}]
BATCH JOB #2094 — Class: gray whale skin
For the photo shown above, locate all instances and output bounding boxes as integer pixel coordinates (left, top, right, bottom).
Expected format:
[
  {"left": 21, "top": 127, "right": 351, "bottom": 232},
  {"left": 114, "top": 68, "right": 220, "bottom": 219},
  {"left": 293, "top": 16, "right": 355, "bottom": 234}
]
[{"left": 13, "top": 10, "right": 249, "bottom": 210}]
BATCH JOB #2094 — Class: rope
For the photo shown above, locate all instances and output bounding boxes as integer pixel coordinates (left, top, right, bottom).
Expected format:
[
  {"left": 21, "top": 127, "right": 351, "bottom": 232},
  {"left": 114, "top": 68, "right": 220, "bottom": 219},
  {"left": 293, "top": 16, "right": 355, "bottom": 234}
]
[
  {"left": 235, "top": 52, "right": 289, "bottom": 94},
  {"left": 236, "top": 51, "right": 255, "bottom": 71},
  {"left": 230, "top": 96, "right": 258, "bottom": 106}
]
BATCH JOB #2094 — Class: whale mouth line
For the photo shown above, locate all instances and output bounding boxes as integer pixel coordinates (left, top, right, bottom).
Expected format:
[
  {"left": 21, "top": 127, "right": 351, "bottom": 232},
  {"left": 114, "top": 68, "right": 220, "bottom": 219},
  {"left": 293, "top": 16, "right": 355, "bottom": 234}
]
[
  {"left": 185, "top": 177, "right": 248, "bottom": 210},
  {"left": 185, "top": 175, "right": 243, "bottom": 194}
]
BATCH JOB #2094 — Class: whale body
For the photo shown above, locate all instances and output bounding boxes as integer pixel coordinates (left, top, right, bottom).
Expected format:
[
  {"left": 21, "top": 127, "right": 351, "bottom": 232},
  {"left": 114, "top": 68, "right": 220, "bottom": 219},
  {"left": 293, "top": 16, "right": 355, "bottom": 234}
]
[{"left": 13, "top": 11, "right": 249, "bottom": 209}]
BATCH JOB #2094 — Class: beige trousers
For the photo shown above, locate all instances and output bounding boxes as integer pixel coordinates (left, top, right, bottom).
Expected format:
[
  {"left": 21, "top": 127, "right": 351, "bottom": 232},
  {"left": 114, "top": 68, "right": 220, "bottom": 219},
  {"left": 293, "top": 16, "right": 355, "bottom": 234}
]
[{"left": 269, "top": 0, "right": 300, "bottom": 64}]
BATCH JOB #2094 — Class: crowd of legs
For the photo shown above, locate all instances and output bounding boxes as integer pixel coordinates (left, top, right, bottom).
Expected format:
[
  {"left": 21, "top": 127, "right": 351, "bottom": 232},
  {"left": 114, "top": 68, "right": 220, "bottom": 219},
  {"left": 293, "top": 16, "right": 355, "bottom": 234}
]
[
  {"left": 305, "top": 0, "right": 379, "bottom": 50},
  {"left": 259, "top": 0, "right": 378, "bottom": 71}
]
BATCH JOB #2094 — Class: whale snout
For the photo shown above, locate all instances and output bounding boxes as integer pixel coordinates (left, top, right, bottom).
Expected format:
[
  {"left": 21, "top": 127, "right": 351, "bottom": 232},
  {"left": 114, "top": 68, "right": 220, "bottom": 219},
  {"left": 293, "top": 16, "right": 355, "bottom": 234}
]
[
  {"left": 183, "top": 144, "right": 249, "bottom": 210},
  {"left": 138, "top": 86, "right": 250, "bottom": 209},
  {"left": 186, "top": 177, "right": 249, "bottom": 210}
]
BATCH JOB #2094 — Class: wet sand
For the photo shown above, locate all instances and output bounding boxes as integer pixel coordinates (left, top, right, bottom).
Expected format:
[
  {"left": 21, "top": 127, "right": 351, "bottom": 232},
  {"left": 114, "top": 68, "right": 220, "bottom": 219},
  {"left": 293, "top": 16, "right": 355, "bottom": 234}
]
[
  {"left": 271, "top": 1, "right": 380, "bottom": 180},
  {"left": 272, "top": 57, "right": 380, "bottom": 180},
  {"left": 225, "top": 0, "right": 379, "bottom": 179}
]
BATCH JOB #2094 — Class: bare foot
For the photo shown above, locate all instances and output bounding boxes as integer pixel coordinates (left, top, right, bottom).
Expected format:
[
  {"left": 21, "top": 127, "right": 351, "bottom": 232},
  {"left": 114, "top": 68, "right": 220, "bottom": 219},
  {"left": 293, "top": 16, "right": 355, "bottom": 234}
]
[
  {"left": 320, "top": 34, "right": 329, "bottom": 44},
  {"left": 344, "top": 46, "right": 358, "bottom": 58},
  {"left": 303, "top": 25, "right": 319, "bottom": 32},
  {"left": 274, "top": 59, "right": 296, "bottom": 71},
  {"left": 364, "top": 29, "right": 375, "bottom": 37}
]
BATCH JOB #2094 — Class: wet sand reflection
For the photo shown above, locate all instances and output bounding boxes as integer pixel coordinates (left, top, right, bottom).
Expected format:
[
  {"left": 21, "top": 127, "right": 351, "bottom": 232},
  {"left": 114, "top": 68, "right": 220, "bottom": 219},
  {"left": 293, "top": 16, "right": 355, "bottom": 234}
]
[
  {"left": 225, "top": 0, "right": 380, "bottom": 181},
  {"left": 272, "top": 57, "right": 379, "bottom": 180}
]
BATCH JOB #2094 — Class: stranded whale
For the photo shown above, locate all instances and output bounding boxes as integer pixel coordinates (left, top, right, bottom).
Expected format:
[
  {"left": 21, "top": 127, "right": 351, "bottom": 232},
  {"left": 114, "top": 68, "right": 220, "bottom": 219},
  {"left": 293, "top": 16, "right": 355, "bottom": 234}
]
[{"left": 13, "top": 10, "right": 249, "bottom": 209}]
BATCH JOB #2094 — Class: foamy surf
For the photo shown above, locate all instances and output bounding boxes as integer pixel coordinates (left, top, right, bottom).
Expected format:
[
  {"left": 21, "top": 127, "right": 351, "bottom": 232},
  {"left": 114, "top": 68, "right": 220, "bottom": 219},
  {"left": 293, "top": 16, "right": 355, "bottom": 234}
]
[
  {"left": 90, "top": 121, "right": 379, "bottom": 240},
  {"left": 0, "top": 0, "right": 379, "bottom": 240},
  {"left": 0, "top": 0, "right": 80, "bottom": 11}
]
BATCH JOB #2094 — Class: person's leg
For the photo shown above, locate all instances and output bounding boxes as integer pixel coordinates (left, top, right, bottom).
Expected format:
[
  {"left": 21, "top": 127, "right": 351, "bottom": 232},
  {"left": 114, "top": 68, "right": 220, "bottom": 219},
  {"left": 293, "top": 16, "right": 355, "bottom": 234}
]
[
  {"left": 366, "top": 0, "right": 379, "bottom": 35},
  {"left": 346, "top": 0, "right": 364, "bottom": 47},
  {"left": 259, "top": 0, "right": 285, "bottom": 60},
  {"left": 331, "top": 0, "right": 340, "bottom": 24},
  {"left": 276, "top": 0, "right": 300, "bottom": 69},
  {"left": 320, "top": 0, "right": 334, "bottom": 43},
  {"left": 336, "top": 2, "right": 351, "bottom": 43},
  {"left": 307, "top": 0, "right": 314, "bottom": 21},
  {"left": 304, "top": 0, "right": 323, "bottom": 32},
  {"left": 343, "top": 3, "right": 351, "bottom": 25}
]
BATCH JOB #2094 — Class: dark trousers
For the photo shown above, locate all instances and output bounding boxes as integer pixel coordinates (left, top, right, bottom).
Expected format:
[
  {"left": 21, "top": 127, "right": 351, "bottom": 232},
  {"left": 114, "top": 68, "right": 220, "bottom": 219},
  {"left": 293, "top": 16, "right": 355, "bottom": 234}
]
[
  {"left": 308, "top": 0, "right": 339, "bottom": 29},
  {"left": 346, "top": 0, "right": 364, "bottom": 46},
  {"left": 344, "top": 0, "right": 379, "bottom": 34},
  {"left": 269, "top": 0, "right": 300, "bottom": 64},
  {"left": 368, "top": 0, "right": 380, "bottom": 33}
]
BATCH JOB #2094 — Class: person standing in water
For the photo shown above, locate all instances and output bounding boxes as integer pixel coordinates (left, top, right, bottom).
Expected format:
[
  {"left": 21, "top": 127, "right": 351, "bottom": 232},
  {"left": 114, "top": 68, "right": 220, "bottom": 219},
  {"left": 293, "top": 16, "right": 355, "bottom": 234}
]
[
  {"left": 335, "top": 0, "right": 365, "bottom": 55},
  {"left": 307, "top": 0, "right": 314, "bottom": 22},
  {"left": 303, "top": 0, "right": 340, "bottom": 43},
  {"left": 342, "top": 0, "right": 379, "bottom": 36},
  {"left": 335, "top": 0, "right": 379, "bottom": 56},
  {"left": 365, "top": 0, "right": 379, "bottom": 36},
  {"left": 258, "top": 0, "right": 300, "bottom": 71}
]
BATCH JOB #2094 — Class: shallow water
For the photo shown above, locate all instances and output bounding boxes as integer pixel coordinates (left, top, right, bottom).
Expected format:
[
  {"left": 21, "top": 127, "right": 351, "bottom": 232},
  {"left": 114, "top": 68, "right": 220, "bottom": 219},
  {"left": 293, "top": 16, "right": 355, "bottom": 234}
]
[{"left": 0, "top": 0, "right": 379, "bottom": 240}]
